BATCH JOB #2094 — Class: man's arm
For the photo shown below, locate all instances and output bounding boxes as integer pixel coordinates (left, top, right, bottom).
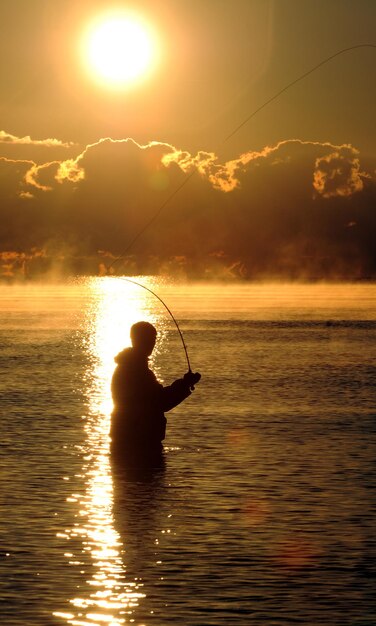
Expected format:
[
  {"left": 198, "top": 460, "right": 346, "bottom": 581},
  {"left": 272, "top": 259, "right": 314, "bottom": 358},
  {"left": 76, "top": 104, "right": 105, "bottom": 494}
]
[{"left": 162, "top": 372, "right": 201, "bottom": 412}]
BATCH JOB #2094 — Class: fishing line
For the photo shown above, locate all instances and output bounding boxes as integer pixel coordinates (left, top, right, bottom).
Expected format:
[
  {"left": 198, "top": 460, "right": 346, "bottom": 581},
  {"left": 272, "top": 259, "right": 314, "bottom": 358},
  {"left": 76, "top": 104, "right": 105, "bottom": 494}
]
[
  {"left": 105, "top": 43, "right": 375, "bottom": 367},
  {"left": 107, "top": 43, "right": 376, "bottom": 272},
  {"left": 223, "top": 44, "right": 376, "bottom": 143}
]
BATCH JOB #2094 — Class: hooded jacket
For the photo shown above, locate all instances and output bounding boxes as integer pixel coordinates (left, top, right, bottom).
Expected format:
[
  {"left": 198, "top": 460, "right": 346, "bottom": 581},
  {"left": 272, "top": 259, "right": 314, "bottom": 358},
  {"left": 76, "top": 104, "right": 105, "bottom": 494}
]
[{"left": 111, "top": 347, "right": 191, "bottom": 448}]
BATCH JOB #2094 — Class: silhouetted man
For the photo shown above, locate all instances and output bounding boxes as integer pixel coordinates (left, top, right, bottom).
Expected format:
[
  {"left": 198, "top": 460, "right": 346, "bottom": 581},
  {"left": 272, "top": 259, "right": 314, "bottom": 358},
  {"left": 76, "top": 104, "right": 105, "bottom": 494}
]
[{"left": 111, "top": 321, "right": 200, "bottom": 455}]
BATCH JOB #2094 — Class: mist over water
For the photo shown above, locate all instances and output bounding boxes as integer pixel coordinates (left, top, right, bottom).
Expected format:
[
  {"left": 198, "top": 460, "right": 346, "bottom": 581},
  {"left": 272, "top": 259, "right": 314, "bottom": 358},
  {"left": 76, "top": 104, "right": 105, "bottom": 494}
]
[{"left": 1, "top": 280, "right": 375, "bottom": 626}]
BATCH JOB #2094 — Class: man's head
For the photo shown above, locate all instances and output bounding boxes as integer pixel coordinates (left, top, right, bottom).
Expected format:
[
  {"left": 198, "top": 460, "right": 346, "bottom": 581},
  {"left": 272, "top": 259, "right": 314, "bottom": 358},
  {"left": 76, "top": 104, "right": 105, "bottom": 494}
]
[{"left": 130, "top": 321, "right": 157, "bottom": 356}]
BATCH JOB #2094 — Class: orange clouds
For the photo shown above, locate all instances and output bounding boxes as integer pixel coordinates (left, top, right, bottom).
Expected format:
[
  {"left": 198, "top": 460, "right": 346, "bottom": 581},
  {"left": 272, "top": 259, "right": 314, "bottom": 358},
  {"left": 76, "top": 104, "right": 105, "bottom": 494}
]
[
  {"left": 21, "top": 136, "right": 371, "bottom": 200},
  {"left": 162, "top": 139, "right": 369, "bottom": 196},
  {"left": 0, "top": 131, "right": 375, "bottom": 280},
  {"left": 313, "top": 146, "right": 365, "bottom": 198},
  {"left": 0, "top": 156, "right": 35, "bottom": 198},
  {"left": 0, "top": 130, "right": 74, "bottom": 148},
  {"left": 24, "top": 162, "right": 60, "bottom": 192}
]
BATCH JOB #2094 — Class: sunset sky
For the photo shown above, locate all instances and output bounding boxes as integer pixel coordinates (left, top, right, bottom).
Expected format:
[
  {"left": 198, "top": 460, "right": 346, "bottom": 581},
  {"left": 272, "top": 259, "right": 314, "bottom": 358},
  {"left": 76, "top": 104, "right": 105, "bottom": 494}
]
[{"left": 1, "top": 0, "right": 375, "bottom": 279}]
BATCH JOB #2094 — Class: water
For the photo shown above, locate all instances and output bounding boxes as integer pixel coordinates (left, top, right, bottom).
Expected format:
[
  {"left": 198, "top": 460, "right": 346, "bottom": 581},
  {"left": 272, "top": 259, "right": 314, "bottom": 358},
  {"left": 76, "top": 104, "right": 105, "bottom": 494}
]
[{"left": 1, "top": 279, "right": 375, "bottom": 626}]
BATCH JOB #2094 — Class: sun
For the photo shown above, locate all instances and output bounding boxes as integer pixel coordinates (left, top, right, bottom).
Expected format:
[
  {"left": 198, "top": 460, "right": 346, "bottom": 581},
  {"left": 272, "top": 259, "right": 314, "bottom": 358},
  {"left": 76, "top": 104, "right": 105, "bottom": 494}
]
[{"left": 83, "top": 14, "right": 156, "bottom": 88}]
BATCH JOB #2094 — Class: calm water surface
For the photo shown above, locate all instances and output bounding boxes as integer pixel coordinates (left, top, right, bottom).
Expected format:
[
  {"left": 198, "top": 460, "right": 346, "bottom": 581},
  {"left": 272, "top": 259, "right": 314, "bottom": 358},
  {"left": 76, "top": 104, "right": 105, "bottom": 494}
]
[{"left": 1, "top": 280, "right": 375, "bottom": 626}]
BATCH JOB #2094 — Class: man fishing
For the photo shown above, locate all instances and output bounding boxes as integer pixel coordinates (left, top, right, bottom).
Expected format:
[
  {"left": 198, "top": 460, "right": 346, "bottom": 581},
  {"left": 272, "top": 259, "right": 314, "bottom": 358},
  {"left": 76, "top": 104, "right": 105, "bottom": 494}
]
[{"left": 110, "top": 321, "right": 201, "bottom": 456}]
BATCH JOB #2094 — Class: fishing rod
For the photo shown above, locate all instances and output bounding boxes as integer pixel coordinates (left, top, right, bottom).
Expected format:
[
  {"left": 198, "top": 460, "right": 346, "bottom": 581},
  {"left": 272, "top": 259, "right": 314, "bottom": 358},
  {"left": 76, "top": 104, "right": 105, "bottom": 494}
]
[{"left": 119, "top": 276, "right": 192, "bottom": 373}]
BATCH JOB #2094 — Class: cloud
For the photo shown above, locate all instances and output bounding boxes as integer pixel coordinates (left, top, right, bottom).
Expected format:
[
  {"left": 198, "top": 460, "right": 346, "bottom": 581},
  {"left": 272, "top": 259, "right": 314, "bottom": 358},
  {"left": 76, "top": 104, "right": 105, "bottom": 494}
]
[
  {"left": 24, "top": 161, "right": 61, "bottom": 191},
  {"left": 0, "top": 134, "right": 375, "bottom": 280},
  {"left": 56, "top": 137, "right": 175, "bottom": 183},
  {"left": 56, "top": 157, "right": 85, "bottom": 184},
  {"left": 0, "top": 156, "right": 35, "bottom": 196},
  {"left": 163, "top": 139, "right": 369, "bottom": 196},
  {"left": 26, "top": 137, "right": 176, "bottom": 190},
  {"left": 19, "top": 191, "right": 34, "bottom": 199},
  {"left": 0, "top": 130, "right": 74, "bottom": 148},
  {"left": 313, "top": 146, "right": 366, "bottom": 197},
  {"left": 22, "top": 135, "right": 369, "bottom": 199}
]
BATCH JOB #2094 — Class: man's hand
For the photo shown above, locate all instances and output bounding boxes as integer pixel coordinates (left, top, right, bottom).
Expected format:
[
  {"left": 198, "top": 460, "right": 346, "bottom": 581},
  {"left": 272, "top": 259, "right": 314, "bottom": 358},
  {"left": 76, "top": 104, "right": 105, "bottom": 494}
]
[{"left": 184, "top": 371, "right": 201, "bottom": 390}]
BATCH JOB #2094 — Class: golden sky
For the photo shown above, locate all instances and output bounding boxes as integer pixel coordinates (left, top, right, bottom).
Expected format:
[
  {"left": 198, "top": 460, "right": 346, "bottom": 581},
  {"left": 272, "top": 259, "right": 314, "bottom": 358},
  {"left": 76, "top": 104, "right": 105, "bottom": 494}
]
[{"left": 0, "top": 0, "right": 375, "bottom": 279}]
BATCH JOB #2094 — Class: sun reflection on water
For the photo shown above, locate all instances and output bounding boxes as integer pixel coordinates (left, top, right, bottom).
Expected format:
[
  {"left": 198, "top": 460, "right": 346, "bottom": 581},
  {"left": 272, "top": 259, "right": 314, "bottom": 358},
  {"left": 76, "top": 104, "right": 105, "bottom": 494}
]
[
  {"left": 55, "top": 277, "right": 164, "bottom": 626},
  {"left": 85, "top": 276, "right": 158, "bottom": 417}
]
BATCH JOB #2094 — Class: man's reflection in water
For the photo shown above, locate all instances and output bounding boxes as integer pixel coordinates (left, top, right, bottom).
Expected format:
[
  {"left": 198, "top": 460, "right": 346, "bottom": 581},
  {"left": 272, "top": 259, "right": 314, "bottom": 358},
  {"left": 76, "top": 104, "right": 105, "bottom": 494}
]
[{"left": 110, "top": 450, "right": 167, "bottom": 622}]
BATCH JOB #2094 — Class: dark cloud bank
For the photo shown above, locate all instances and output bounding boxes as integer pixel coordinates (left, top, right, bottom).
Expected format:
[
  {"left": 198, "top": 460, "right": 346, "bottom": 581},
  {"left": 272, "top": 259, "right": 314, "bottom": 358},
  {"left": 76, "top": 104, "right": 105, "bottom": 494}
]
[{"left": 0, "top": 133, "right": 375, "bottom": 281}]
